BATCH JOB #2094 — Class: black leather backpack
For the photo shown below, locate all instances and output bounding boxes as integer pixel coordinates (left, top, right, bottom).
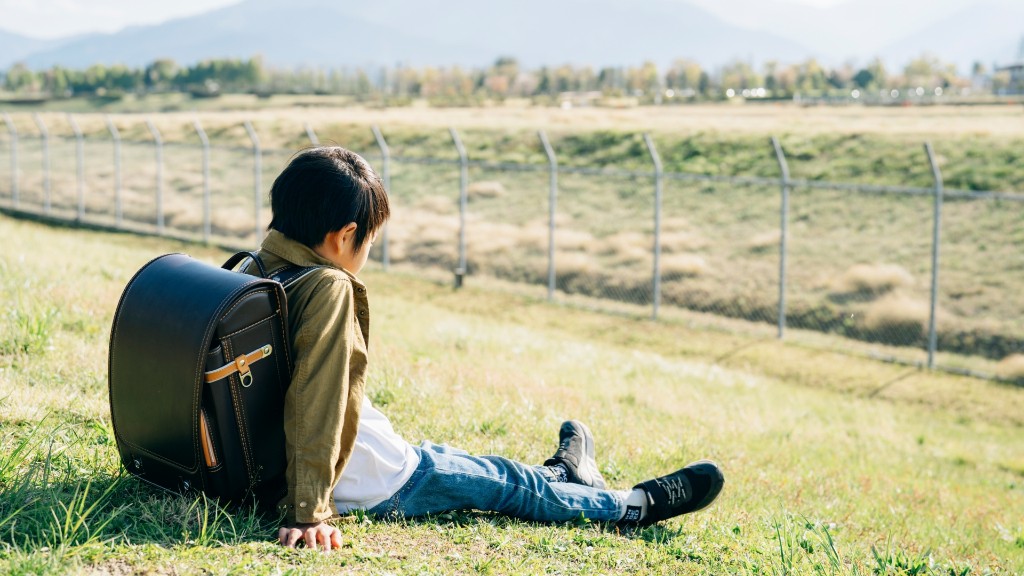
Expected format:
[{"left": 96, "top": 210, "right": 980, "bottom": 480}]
[{"left": 108, "top": 252, "right": 317, "bottom": 505}]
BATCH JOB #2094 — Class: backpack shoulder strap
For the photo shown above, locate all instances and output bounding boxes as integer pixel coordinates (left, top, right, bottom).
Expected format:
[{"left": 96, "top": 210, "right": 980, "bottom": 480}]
[
  {"left": 222, "top": 251, "right": 267, "bottom": 277},
  {"left": 268, "top": 265, "right": 324, "bottom": 289}
]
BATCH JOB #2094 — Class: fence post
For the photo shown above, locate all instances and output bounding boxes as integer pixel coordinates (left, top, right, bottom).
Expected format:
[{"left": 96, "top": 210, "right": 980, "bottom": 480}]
[
  {"left": 67, "top": 114, "right": 85, "bottom": 222},
  {"left": 106, "top": 116, "right": 122, "bottom": 227},
  {"left": 244, "top": 121, "right": 262, "bottom": 244},
  {"left": 643, "top": 133, "right": 663, "bottom": 320},
  {"left": 32, "top": 113, "right": 51, "bottom": 214},
  {"left": 771, "top": 137, "right": 791, "bottom": 339},
  {"left": 924, "top": 142, "right": 944, "bottom": 370},
  {"left": 304, "top": 123, "right": 320, "bottom": 146},
  {"left": 538, "top": 130, "right": 558, "bottom": 302},
  {"left": 1, "top": 113, "right": 16, "bottom": 208},
  {"left": 371, "top": 125, "right": 391, "bottom": 271},
  {"left": 146, "top": 119, "right": 165, "bottom": 235},
  {"left": 193, "top": 120, "right": 211, "bottom": 244},
  {"left": 449, "top": 127, "right": 468, "bottom": 288}
]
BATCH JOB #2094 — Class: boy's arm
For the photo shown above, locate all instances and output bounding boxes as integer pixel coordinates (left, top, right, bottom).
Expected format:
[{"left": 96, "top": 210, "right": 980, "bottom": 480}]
[{"left": 278, "top": 274, "right": 366, "bottom": 525}]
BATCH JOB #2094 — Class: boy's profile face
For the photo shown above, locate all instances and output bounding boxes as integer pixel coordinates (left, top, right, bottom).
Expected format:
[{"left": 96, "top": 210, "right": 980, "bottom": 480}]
[{"left": 315, "top": 222, "right": 378, "bottom": 274}]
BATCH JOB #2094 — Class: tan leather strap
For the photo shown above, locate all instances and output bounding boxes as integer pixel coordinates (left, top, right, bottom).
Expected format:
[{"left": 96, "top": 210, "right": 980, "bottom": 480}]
[
  {"left": 204, "top": 344, "right": 273, "bottom": 387},
  {"left": 199, "top": 410, "right": 218, "bottom": 468}
]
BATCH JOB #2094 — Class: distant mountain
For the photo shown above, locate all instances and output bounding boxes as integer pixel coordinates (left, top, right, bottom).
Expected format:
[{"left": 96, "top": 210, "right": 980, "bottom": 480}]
[
  {"left": 19, "top": 1, "right": 471, "bottom": 70},
  {"left": 340, "top": 0, "right": 813, "bottom": 67},
  {"left": 878, "top": 2, "right": 1024, "bottom": 71},
  {"left": 0, "top": 29, "right": 78, "bottom": 68},
  {"left": 679, "top": 0, "right": 1023, "bottom": 70},
  {"left": 17, "top": 0, "right": 812, "bottom": 70},
  {"left": 12, "top": 0, "right": 1018, "bottom": 72}
]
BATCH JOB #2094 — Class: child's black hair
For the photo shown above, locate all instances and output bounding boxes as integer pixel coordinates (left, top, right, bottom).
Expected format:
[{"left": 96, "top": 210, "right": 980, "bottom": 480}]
[{"left": 268, "top": 146, "right": 390, "bottom": 251}]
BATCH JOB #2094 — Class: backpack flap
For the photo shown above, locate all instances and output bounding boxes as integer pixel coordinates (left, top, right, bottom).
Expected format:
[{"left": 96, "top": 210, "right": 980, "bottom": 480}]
[
  {"left": 201, "top": 280, "right": 290, "bottom": 503},
  {"left": 108, "top": 253, "right": 280, "bottom": 495}
]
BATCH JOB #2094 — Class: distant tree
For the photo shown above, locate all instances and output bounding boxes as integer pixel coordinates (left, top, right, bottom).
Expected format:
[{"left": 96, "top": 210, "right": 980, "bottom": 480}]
[
  {"left": 665, "top": 59, "right": 702, "bottom": 91},
  {"left": 4, "top": 63, "right": 39, "bottom": 93},
  {"left": 904, "top": 53, "right": 957, "bottom": 88},
  {"left": 827, "top": 70, "right": 845, "bottom": 90},
  {"left": 795, "top": 58, "right": 828, "bottom": 94},
  {"left": 698, "top": 71, "right": 711, "bottom": 97},
  {"left": 42, "top": 66, "right": 70, "bottom": 96},
  {"left": 625, "top": 61, "right": 660, "bottom": 97},
  {"left": 484, "top": 56, "right": 519, "bottom": 98},
  {"left": 536, "top": 67, "right": 552, "bottom": 95},
  {"left": 145, "top": 59, "right": 178, "bottom": 91},
  {"left": 762, "top": 60, "right": 780, "bottom": 95},
  {"left": 719, "top": 60, "right": 762, "bottom": 92},
  {"left": 106, "top": 64, "right": 141, "bottom": 93},
  {"left": 597, "top": 66, "right": 624, "bottom": 95},
  {"left": 852, "top": 68, "right": 874, "bottom": 89}
]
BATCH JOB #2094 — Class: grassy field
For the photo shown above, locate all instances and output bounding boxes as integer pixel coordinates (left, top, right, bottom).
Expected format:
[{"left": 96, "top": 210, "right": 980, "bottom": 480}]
[{"left": 1, "top": 213, "right": 1023, "bottom": 575}]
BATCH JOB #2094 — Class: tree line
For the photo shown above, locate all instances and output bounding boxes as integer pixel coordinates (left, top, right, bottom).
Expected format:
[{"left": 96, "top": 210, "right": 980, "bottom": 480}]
[{"left": 1, "top": 54, "right": 1019, "bottom": 104}]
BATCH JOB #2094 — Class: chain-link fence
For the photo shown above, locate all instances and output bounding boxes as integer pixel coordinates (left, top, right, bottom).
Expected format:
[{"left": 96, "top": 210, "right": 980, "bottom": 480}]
[{"left": 1, "top": 112, "right": 1022, "bottom": 383}]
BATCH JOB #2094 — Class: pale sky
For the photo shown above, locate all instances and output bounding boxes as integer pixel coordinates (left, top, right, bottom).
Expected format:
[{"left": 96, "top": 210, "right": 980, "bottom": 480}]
[
  {"left": 1, "top": 0, "right": 848, "bottom": 40},
  {"left": 0, "top": 0, "right": 241, "bottom": 39}
]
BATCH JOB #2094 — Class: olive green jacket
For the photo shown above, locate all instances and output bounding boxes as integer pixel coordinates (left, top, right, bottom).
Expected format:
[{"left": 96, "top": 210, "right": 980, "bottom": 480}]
[{"left": 247, "top": 230, "right": 369, "bottom": 524}]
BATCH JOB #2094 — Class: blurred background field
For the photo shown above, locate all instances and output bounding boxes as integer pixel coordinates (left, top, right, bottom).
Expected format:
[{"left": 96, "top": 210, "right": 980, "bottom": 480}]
[{"left": 2, "top": 104, "right": 1022, "bottom": 383}]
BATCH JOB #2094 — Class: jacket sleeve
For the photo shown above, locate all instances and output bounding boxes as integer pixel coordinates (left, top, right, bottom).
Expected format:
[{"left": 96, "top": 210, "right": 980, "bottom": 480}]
[{"left": 278, "top": 274, "right": 363, "bottom": 524}]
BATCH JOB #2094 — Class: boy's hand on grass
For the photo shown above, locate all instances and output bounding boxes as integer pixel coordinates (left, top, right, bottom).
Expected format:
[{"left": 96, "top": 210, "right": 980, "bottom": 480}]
[{"left": 278, "top": 521, "right": 343, "bottom": 551}]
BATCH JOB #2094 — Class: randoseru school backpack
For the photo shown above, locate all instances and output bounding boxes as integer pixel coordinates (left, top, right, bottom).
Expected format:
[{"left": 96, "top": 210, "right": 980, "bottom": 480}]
[{"left": 108, "top": 252, "right": 318, "bottom": 505}]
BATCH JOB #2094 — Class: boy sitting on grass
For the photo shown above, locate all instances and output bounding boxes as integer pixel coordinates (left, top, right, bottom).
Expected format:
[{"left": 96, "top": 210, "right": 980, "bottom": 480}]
[{"left": 252, "top": 146, "right": 725, "bottom": 551}]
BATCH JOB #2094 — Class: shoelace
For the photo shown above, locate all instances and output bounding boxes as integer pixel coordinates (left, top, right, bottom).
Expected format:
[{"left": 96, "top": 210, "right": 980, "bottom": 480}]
[{"left": 658, "top": 475, "right": 690, "bottom": 505}]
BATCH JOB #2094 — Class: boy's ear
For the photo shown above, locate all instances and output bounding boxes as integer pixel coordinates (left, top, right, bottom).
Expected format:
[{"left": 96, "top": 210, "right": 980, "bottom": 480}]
[
  {"left": 318, "top": 222, "right": 358, "bottom": 260},
  {"left": 338, "top": 222, "right": 358, "bottom": 247}
]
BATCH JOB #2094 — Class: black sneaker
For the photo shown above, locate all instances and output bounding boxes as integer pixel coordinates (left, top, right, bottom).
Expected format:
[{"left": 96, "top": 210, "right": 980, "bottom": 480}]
[
  {"left": 544, "top": 420, "right": 607, "bottom": 489},
  {"left": 625, "top": 460, "right": 724, "bottom": 527}
]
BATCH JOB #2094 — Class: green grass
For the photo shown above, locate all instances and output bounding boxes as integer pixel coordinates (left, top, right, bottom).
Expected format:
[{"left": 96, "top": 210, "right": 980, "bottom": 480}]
[{"left": 1, "top": 213, "right": 1023, "bottom": 574}]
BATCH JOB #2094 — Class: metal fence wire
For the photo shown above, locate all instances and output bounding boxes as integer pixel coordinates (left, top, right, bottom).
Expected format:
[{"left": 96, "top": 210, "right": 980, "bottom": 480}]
[{"left": 0, "top": 112, "right": 1022, "bottom": 383}]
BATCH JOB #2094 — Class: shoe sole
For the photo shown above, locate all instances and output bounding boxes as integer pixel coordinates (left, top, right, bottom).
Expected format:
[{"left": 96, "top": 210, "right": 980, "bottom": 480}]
[{"left": 685, "top": 459, "right": 725, "bottom": 513}]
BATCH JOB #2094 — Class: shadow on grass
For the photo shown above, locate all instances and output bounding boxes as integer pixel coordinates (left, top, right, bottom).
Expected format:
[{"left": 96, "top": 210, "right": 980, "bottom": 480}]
[
  {"left": 0, "top": 415, "right": 281, "bottom": 556},
  {"left": 367, "top": 507, "right": 691, "bottom": 545}
]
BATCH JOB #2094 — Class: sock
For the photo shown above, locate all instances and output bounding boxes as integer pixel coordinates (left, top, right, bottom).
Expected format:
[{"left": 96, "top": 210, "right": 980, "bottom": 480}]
[
  {"left": 546, "top": 463, "right": 569, "bottom": 483},
  {"left": 618, "top": 489, "right": 648, "bottom": 522}
]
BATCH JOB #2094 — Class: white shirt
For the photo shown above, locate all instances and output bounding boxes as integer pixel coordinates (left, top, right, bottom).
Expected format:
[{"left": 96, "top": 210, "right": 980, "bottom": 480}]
[{"left": 332, "top": 397, "right": 420, "bottom": 513}]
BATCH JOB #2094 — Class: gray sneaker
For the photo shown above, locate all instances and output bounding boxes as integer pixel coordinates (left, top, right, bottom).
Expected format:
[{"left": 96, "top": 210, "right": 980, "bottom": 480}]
[{"left": 544, "top": 420, "right": 607, "bottom": 489}]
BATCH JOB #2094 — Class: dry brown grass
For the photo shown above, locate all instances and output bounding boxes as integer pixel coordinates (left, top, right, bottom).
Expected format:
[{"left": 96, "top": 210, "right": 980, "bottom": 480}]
[
  {"left": 554, "top": 251, "right": 598, "bottom": 277},
  {"left": 995, "top": 354, "right": 1024, "bottom": 383},
  {"left": 660, "top": 253, "right": 709, "bottom": 280},
  {"left": 607, "top": 244, "right": 649, "bottom": 267},
  {"left": 31, "top": 103, "right": 1018, "bottom": 147},
  {"left": 415, "top": 195, "right": 457, "bottom": 215},
  {"left": 467, "top": 181, "right": 506, "bottom": 199},
  {"left": 597, "top": 231, "right": 646, "bottom": 256},
  {"left": 552, "top": 228, "right": 596, "bottom": 252},
  {"left": 833, "top": 263, "right": 915, "bottom": 296},
  {"left": 859, "top": 292, "right": 932, "bottom": 338},
  {"left": 660, "top": 230, "right": 707, "bottom": 253},
  {"left": 746, "top": 230, "right": 779, "bottom": 253}
]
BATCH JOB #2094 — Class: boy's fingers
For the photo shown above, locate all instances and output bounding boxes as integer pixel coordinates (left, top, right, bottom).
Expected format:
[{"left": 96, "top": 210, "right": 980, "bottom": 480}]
[
  {"left": 330, "top": 528, "right": 343, "bottom": 549},
  {"left": 320, "top": 526, "right": 334, "bottom": 552},
  {"left": 280, "top": 527, "right": 302, "bottom": 548},
  {"left": 304, "top": 527, "right": 318, "bottom": 550}
]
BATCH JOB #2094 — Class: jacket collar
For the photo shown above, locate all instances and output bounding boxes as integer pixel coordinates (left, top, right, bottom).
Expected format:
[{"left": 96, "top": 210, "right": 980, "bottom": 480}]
[{"left": 260, "top": 229, "right": 366, "bottom": 289}]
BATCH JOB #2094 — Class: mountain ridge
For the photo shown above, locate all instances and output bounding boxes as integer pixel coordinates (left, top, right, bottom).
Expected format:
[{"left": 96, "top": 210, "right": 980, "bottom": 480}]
[
  {"left": 10, "top": 0, "right": 811, "bottom": 70},
  {"left": 4, "top": 0, "right": 1021, "bottom": 72}
]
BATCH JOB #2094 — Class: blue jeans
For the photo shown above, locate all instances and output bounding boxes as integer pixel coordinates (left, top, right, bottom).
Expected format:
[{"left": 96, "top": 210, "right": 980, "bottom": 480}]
[{"left": 366, "top": 441, "right": 624, "bottom": 523}]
